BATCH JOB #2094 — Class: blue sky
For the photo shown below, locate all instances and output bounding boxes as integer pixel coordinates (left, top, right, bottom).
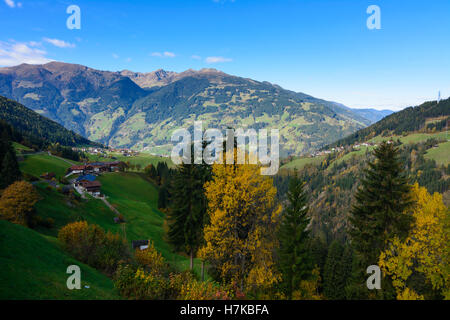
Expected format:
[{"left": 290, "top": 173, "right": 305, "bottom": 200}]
[{"left": 0, "top": 0, "right": 449, "bottom": 110}]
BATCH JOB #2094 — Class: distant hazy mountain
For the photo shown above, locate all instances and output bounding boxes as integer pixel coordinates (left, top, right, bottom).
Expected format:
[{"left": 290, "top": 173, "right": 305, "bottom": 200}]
[
  {"left": 350, "top": 108, "right": 394, "bottom": 124},
  {"left": 0, "top": 62, "right": 375, "bottom": 155}
]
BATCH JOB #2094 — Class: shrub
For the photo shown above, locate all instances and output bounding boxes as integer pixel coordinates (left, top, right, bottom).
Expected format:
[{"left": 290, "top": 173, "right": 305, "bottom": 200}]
[
  {"left": 114, "top": 264, "right": 169, "bottom": 300},
  {"left": 134, "top": 242, "right": 167, "bottom": 276},
  {"left": 0, "top": 180, "right": 39, "bottom": 226},
  {"left": 58, "top": 221, "right": 130, "bottom": 275}
]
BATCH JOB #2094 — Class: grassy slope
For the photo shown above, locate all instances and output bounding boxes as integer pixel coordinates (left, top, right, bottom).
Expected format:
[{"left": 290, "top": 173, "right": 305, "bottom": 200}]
[
  {"left": 19, "top": 153, "right": 76, "bottom": 179},
  {"left": 0, "top": 220, "right": 119, "bottom": 300},
  {"left": 281, "top": 155, "right": 325, "bottom": 170},
  {"left": 282, "top": 131, "right": 449, "bottom": 170},
  {"left": 33, "top": 183, "right": 118, "bottom": 237},
  {"left": 86, "top": 152, "right": 174, "bottom": 169},
  {"left": 12, "top": 141, "right": 33, "bottom": 153},
  {"left": 425, "top": 141, "right": 450, "bottom": 166},
  {"left": 98, "top": 172, "right": 201, "bottom": 273}
]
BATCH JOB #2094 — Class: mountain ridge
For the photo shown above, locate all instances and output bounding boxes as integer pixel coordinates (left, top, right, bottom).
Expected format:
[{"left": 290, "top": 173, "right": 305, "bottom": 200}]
[{"left": 0, "top": 61, "right": 388, "bottom": 155}]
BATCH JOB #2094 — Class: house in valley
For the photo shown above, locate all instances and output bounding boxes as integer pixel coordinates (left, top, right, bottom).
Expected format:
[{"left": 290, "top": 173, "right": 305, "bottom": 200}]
[
  {"left": 68, "top": 161, "right": 122, "bottom": 175},
  {"left": 81, "top": 180, "right": 102, "bottom": 196}
]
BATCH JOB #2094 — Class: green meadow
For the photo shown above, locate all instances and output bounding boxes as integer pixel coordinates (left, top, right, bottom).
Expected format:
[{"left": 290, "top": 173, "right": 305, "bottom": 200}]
[
  {"left": 281, "top": 155, "right": 325, "bottom": 170},
  {"left": 98, "top": 172, "right": 202, "bottom": 274},
  {"left": 19, "top": 153, "right": 77, "bottom": 179},
  {"left": 424, "top": 141, "right": 450, "bottom": 166},
  {"left": 0, "top": 220, "right": 119, "bottom": 300}
]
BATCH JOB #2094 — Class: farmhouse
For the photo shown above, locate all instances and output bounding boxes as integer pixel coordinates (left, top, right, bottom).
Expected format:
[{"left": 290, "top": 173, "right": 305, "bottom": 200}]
[
  {"left": 74, "top": 174, "right": 96, "bottom": 186},
  {"left": 68, "top": 161, "right": 122, "bottom": 174},
  {"left": 81, "top": 180, "right": 102, "bottom": 196},
  {"left": 69, "top": 165, "right": 85, "bottom": 174}
]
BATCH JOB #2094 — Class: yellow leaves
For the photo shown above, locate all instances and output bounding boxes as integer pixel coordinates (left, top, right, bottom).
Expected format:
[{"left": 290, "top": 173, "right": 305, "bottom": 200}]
[
  {"left": 0, "top": 180, "right": 39, "bottom": 226},
  {"left": 135, "top": 241, "right": 166, "bottom": 276},
  {"left": 379, "top": 183, "right": 449, "bottom": 299},
  {"left": 397, "top": 287, "right": 424, "bottom": 300},
  {"left": 201, "top": 161, "right": 281, "bottom": 293}
]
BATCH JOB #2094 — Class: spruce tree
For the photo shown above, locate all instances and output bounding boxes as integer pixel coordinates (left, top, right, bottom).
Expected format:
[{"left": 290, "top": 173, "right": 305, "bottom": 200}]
[
  {"left": 166, "top": 148, "right": 211, "bottom": 270},
  {"left": 278, "top": 175, "right": 312, "bottom": 299},
  {"left": 0, "top": 140, "right": 21, "bottom": 189},
  {"left": 349, "top": 141, "right": 413, "bottom": 268},
  {"left": 323, "top": 241, "right": 345, "bottom": 299}
]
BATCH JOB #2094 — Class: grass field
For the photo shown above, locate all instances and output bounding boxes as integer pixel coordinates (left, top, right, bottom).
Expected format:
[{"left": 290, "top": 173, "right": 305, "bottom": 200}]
[
  {"left": 86, "top": 152, "right": 173, "bottom": 170},
  {"left": 368, "top": 131, "right": 448, "bottom": 144},
  {"left": 12, "top": 142, "right": 33, "bottom": 153},
  {"left": 19, "top": 153, "right": 73, "bottom": 179},
  {"left": 424, "top": 141, "right": 450, "bottom": 166},
  {"left": 98, "top": 172, "right": 202, "bottom": 274},
  {"left": 33, "top": 183, "right": 119, "bottom": 237},
  {"left": 0, "top": 220, "right": 119, "bottom": 300},
  {"left": 281, "top": 155, "right": 325, "bottom": 170}
]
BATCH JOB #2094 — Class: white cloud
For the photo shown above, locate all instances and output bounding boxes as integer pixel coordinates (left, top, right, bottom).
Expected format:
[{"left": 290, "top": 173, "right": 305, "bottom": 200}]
[
  {"left": 5, "top": 0, "right": 14, "bottom": 8},
  {"left": 43, "top": 38, "right": 75, "bottom": 48},
  {"left": 205, "top": 56, "right": 232, "bottom": 64},
  {"left": 151, "top": 51, "right": 176, "bottom": 58},
  {"left": 4, "top": 0, "right": 21, "bottom": 8},
  {"left": 163, "top": 51, "right": 176, "bottom": 58},
  {"left": 0, "top": 41, "right": 52, "bottom": 66},
  {"left": 112, "top": 53, "right": 119, "bottom": 59},
  {"left": 191, "top": 55, "right": 201, "bottom": 60}
]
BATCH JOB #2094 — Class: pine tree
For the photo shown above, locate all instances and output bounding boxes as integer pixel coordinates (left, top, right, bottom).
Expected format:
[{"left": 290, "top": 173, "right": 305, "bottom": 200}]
[
  {"left": 157, "top": 185, "right": 169, "bottom": 209},
  {"left": 349, "top": 141, "right": 413, "bottom": 268},
  {"left": 166, "top": 161, "right": 211, "bottom": 270},
  {"left": 323, "top": 241, "right": 345, "bottom": 299},
  {"left": 0, "top": 140, "right": 21, "bottom": 189},
  {"left": 277, "top": 175, "right": 313, "bottom": 299}
]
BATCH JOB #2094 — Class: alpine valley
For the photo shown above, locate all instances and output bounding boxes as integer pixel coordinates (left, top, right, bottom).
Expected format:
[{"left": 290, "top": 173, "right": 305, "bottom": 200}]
[{"left": 0, "top": 62, "right": 392, "bottom": 156}]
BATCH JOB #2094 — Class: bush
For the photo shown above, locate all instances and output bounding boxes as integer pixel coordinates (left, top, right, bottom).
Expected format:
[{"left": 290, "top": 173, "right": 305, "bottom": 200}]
[
  {"left": 0, "top": 181, "right": 39, "bottom": 226},
  {"left": 134, "top": 242, "right": 167, "bottom": 276},
  {"left": 114, "top": 264, "right": 170, "bottom": 300},
  {"left": 58, "top": 221, "right": 130, "bottom": 275}
]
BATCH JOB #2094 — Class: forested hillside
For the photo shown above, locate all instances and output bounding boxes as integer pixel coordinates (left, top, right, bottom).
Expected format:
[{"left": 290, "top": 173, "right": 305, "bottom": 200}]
[
  {"left": 327, "top": 97, "right": 449, "bottom": 149},
  {"left": 0, "top": 95, "right": 97, "bottom": 149}
]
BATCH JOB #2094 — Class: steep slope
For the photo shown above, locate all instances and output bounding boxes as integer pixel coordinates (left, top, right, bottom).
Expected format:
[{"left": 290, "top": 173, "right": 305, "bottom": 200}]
[
  {"left": 0, "top": 220, "right": 119, "bottom": 299},
  {"left": 0, "top": 95, "right": 95, "bottom": 148},
  {"left": 0, "top": 62, "right": 147, "bottom": 137},
  {"left": 327, "top": 97, "right": 450, "bottom": 149},
  {"left": 0, "top": 62, "right": 372, "bottom": 155}
]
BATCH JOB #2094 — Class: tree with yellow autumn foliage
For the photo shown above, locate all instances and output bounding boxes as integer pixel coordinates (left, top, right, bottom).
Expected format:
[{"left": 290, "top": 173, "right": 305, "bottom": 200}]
[
  {"left": 379, "top": 183, "right": 449, "bottom": 300},
  {"left": 0, "top": 180, "right": 39, "bottom": 226},
  {"left": 199, "top": 158, "right": 282, "bottom": 296}
]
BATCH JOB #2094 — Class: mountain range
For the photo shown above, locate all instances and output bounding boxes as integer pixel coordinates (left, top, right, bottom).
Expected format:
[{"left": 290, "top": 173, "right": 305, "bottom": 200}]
[{"left": 0, "top": 62, "right": 392, "bottom": 155}]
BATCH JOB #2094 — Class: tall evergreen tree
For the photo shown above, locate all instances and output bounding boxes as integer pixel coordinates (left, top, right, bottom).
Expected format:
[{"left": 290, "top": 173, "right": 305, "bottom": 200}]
[
  {"left": 323, "top": 241, "right": 354, "bottom": 299},
  {"left": 277, "top": 174, "right": 312, "bottom": 299},
  {"left": 166, "top": 145, "right": 211, "bottom": 270},
  {"left": 349, "top": 141, "right": 413, "bottom": 267},
  {"left": 348, "top": 141, "right": 414, "bottom": 299},
  {"left": 0, "top": 137, "right": 21, "bottom": 189}
]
